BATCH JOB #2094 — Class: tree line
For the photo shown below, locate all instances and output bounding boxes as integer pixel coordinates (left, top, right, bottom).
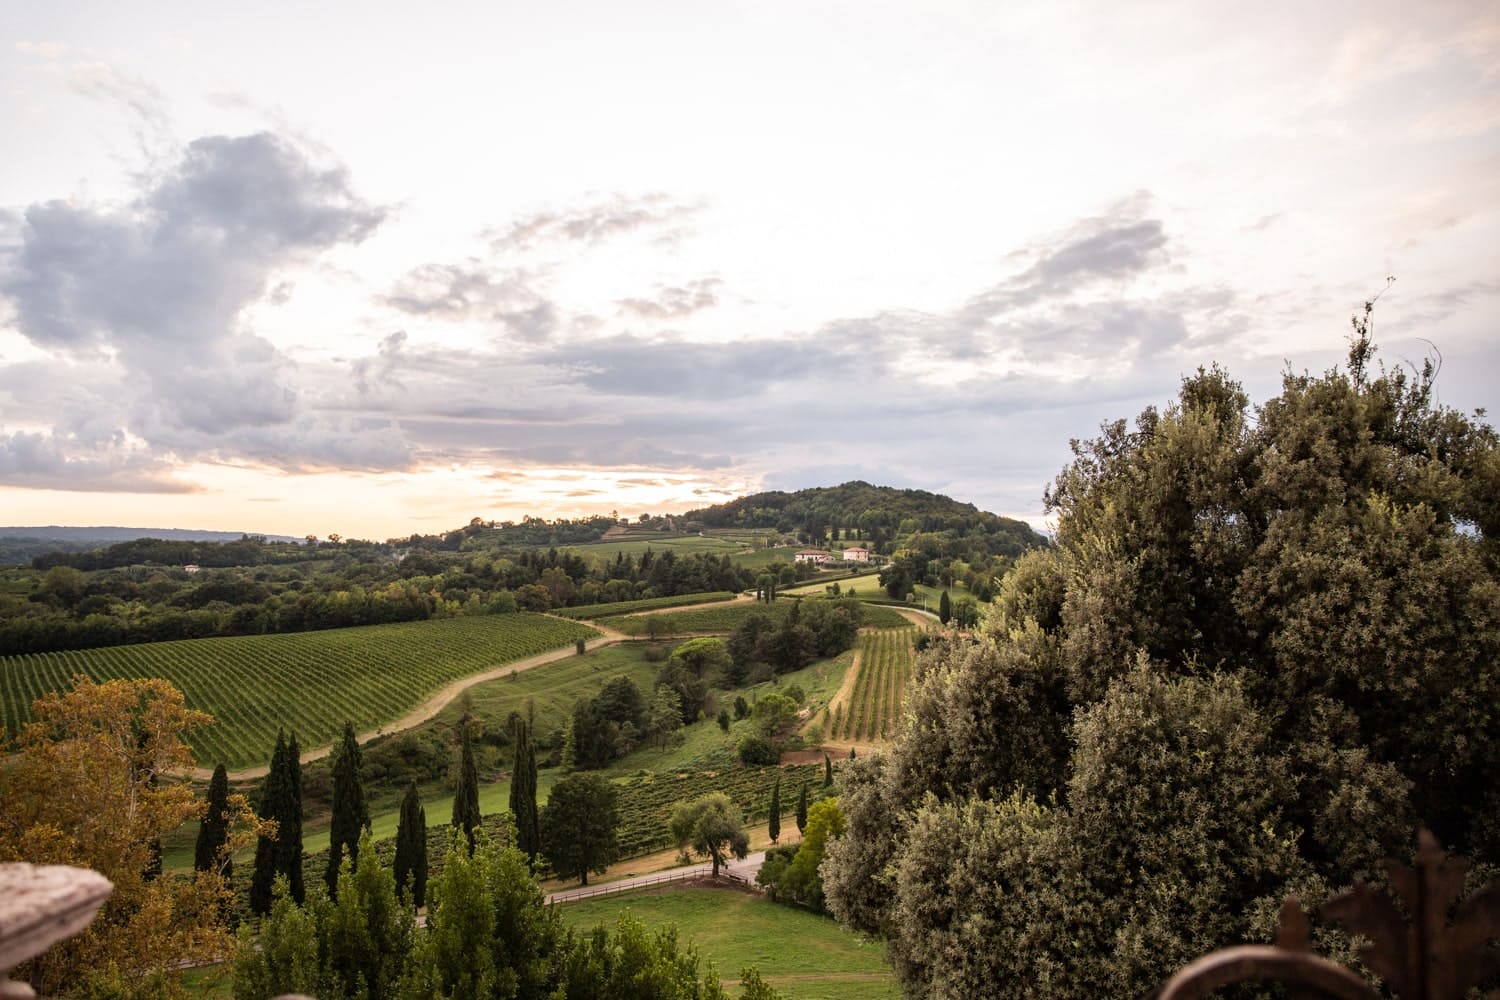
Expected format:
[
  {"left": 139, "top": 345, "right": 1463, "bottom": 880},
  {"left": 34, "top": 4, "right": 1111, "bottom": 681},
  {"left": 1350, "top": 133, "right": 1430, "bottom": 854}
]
[{"left": 0, "top": 545, "right": 754, "bottom": 655}]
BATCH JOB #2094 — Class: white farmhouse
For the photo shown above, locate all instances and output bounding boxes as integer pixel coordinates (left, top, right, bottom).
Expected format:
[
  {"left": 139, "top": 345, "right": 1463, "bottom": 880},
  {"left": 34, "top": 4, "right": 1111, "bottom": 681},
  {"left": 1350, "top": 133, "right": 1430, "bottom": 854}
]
[
  {"left": 842, "top": 547, "right": 870, "bottom": 563},
  {"left": 795, "top": 549, "right": 830, "bottom": 565}
]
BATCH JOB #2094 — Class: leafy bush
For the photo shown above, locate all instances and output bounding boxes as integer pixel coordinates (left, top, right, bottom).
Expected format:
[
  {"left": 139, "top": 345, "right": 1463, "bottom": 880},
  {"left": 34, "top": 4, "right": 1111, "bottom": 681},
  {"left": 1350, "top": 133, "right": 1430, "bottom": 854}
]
[{"left": 737, "top": 735, "right": 779, "bottom": 765}]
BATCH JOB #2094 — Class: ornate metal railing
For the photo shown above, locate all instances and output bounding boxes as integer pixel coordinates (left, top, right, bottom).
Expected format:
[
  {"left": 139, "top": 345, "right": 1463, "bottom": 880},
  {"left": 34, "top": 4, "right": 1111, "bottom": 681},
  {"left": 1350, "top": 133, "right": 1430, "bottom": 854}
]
[{"left": 1155, "top": 831, "right": 1499, "bottom": 999}]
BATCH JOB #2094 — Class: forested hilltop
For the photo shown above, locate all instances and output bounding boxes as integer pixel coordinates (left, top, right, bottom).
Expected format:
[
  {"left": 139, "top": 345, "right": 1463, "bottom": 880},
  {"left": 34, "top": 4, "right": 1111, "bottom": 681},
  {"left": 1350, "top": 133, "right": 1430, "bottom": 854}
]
[{"left": 685, "top": 481, "right": 1044, "bottom": 554}]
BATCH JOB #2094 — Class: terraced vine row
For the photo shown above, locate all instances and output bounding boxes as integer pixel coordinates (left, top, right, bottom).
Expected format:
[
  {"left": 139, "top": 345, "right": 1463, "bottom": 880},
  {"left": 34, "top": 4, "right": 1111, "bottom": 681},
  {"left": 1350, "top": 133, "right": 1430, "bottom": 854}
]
[
  {"left": 836, "top": 628, "right": 916, "bottom": 742},
  {"left": 0, "top": 613, "right": 598, "bottom": 769},
  {"left": 601, "top": 600, "right": 909, "bottom": 636},
  {"left": 609, "top": 755, "right": 832, "bottom": 858},
  {"left": 553, "top": 591, "right": 736, "bottom": 620}
]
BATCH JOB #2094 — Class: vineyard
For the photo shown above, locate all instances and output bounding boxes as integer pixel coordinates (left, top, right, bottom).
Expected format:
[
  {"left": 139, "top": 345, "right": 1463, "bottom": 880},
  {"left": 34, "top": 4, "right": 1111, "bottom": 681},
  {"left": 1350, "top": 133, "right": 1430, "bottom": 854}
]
[
  {"left": 553, "top": 591, "right": 737, "bottom": 620},
  {"left": 600, "top": 600, "right": 910, "bottom": 636},
  {"left": 831, "top": 628, "right": 916, "bottom": 742},
  {"left": 0, "top": 613, "right": 598, "bottom": 769},
  {"left": 608, "top": 752, "right": 833, "bottom": 858}
]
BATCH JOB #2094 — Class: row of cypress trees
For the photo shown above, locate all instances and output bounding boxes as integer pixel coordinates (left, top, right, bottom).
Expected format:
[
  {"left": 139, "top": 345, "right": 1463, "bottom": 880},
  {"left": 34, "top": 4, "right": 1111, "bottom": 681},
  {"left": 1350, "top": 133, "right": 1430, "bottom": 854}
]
[{"left": 199, "top": 709, "right": 540, "bottom": 915}]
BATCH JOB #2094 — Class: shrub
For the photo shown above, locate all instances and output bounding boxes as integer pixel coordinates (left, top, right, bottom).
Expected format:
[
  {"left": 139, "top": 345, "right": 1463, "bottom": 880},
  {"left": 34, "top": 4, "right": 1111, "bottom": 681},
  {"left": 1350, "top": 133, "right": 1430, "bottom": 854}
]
[{"left": 737, "top": 735, "right": 779, "bottom": 766}]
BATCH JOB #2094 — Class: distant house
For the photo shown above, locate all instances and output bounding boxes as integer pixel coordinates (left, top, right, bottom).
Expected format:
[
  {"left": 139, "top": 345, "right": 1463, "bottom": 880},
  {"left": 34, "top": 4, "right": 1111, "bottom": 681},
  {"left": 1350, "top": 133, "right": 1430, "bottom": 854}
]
[
  {"left": 795, "top": 549, "right": 830, "bottom": 565},
  {"left": 182, "top": 564, "right": 201, "bottom": 574},
  {"left": 843, "top": 547, "right": 870, "bottom": 563}
]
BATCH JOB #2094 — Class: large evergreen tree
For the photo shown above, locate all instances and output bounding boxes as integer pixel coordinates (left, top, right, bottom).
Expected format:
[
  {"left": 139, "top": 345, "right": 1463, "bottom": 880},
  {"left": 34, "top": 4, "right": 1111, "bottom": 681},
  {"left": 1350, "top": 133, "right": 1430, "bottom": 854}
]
[
  {"left": 194, "top": 762, "right": 230, "bottom": 875},
  {"left": 540, "top": 773, "right": 620, "bottom": 885},
  {"left": 250, "top": 730, "right": 304, "bottom": 913},
  {"left": 451, "top": 720, "right": 481, "bottom": 850},
  {"left": 938, "top": 589, "right": 952, "bottom": 625},
  {"left": 509, "top": 712, "right": 540, "bottom": 863},
  {"left": 326, "top": 721, "right": 370, "bottom": 896},
  {"left": 822, "top": 320, "right": 1500, "bottom": 996},
  {"left": 795, "top": 781, "right": 809, "bottom": 835},
  {"left": 393, "top": 780, "right": 427, "bottom": 908},
  {"left": 768, "top": 778, "right": 781, "bottom": 845}
]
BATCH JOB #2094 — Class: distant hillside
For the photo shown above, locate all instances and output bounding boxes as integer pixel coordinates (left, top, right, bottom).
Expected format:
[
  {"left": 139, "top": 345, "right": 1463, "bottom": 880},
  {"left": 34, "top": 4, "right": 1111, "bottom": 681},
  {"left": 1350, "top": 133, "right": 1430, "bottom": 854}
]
[
  {"left": 0, "top": 526, "right": 302, "bottom": 544},
  {"left": 684, "top": 480, "right": 1045, "bottom": 550},
  {"left": 0, "top": 527, "right": 304, "bottom": 567}
]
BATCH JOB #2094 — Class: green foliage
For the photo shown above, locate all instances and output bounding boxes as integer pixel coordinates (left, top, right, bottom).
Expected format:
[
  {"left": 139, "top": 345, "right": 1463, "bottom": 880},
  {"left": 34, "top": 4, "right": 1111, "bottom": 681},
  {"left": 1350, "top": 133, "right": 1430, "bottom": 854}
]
[
  {"left": 540, "top": 773, "right": 620, "bottom": 885},
  {"left": 737, "top": 735, "right": 779, "bottom": 766},
  {"left": 251, "top": 730, "right": 304, "bottom": 914},
  {"left": 752, "top": 693, "right": 800, "bottom": 743},
  {"left": 552, "top": 591, "right": 737, "bottom": 620},
  {"left": 451, "top": 725, "right": 481, "bottom": 850},
  {"left": 795, "top": 782, "right": 808, "bottom": 835},
  {"left": 232, "top": 876, "right": 320, "bottom": 999},
  {"left": 393, "top": 781, "right": 427, "bottom": 908},
  {"left": 759, "top": 798, "right": 844, "bottom": 911},
  {"left": 768, "top": 778, "right": 781, "bottom": 844},
  {"left": 327, "top": 722, "right": 370, "bottom": 897},
  {"left": 668, "top": 636, "right": 731, "bottom": 679},
  {"left": 601, "top": 599, "right": 907, "bottom": 638},
  {"left": 508, "top": 714, "right": 540, "bottom": 863},
  {"left": 669, "top": 792, "right": 750, "bottom": 876},
  {"left": 938, "top": 589, "right": 951, "bottom": 625},
  {"left": 824, "top": 331, "right": 1500, "bottom": 995},
  {"left": 0, "top": 613, "right": 598, "bottom": 768},
  {"left": 194, "top": 762, "right": 230, "bottom": 875}
]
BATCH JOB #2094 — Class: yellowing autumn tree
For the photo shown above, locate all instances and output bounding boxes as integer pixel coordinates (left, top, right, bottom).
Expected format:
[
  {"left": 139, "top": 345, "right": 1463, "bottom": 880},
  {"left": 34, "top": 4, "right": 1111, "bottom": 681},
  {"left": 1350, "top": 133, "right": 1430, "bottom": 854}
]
[{"left": 0, "top": 675, "right": 257, "bottom": 998}]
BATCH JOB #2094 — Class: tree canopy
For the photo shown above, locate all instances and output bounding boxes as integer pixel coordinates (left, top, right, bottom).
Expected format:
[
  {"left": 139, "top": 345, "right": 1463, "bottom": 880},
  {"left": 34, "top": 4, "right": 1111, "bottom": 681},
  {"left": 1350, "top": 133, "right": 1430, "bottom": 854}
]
[
  {"left": 540, "top": 773, "right": 620, "bottom": 885},
  {"left": 669, "top": 792, "right": 750, "bottom": 877},
  {"left": 823, "top": 326, "right": 1500, "bottom": 996}
]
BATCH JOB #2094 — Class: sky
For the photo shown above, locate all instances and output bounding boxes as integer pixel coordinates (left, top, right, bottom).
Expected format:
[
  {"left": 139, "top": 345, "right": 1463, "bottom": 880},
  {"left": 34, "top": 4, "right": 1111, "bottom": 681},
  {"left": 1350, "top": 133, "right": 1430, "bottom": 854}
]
[{"left": 0, "top": 0, "right": 1496, "bottom": 540}]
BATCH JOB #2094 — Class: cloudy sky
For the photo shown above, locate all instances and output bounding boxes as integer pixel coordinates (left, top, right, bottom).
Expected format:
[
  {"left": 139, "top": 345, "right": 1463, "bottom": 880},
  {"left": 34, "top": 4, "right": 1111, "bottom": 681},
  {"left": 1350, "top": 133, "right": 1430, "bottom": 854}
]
[{"left": 1, "top": 1, "right": 1496, "bottom": 539}]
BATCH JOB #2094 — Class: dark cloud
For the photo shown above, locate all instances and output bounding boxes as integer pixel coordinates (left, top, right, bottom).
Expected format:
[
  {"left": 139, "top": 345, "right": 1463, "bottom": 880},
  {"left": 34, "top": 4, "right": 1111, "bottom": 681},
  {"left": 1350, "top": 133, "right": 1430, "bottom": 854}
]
[
  {"left": 491, "top": 193, "right": 700, "bottom": 250},
  {"left": 616, "top": 278, "right": 722, "bottom": 320}
]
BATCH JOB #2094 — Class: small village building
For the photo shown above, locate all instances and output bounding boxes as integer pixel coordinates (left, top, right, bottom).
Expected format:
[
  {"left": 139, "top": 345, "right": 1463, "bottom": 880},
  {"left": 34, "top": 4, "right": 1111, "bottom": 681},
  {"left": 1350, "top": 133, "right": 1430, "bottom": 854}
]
[
  {"left": 843, "top": 547, "right": 870, "bottom": 562},
  {"left": 795, "top": 549, "right": 830, "bottom": 565}
]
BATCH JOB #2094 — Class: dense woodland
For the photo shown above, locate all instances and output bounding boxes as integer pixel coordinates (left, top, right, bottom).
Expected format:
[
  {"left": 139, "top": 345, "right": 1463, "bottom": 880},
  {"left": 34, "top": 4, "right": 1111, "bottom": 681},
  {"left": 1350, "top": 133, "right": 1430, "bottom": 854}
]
[{"left": 822, "top": 328, "right": 1500, "bottom": 996}]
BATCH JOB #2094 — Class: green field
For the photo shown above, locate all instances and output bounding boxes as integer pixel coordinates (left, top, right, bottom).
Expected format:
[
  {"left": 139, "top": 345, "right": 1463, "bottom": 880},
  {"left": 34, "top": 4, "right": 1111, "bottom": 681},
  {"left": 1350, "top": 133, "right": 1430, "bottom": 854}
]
[
  {"left": 555, "top": 591, "right": 738, "bottom": 620},
  {"left": 780, "top": 572, "right": 884, "bottom": 597},
  {"left": 600, "top": 601, "right": 910, "bottom": 636},
  {"left": 560, "top": 534, "right": 746, "bottom": 559},
  {"left": 559, "top": 889, "right": 898, "bottom": 1000},
  {"left": 0, "top": 613, "right": 597, "bottom": 769}
]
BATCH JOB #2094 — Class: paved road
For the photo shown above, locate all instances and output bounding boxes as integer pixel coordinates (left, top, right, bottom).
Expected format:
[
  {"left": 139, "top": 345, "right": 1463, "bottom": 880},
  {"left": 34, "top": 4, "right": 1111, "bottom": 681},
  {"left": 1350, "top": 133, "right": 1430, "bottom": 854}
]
[{"left": 546, "top": 851, "right": 768, "bottom": 905}]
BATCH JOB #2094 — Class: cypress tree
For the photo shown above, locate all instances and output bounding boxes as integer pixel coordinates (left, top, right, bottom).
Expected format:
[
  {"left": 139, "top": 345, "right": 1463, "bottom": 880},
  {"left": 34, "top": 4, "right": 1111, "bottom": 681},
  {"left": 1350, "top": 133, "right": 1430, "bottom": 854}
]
[
  {"left": 823, "top": 753, "right": 833, "bottom": 788},
  {"left": 768, "top": 778, "right": 781, "bottom": 845},
  {"left": 795, "top": 781, "right": 809, "bottom": 835},
  {"left": 451, "top": 720, "right": 481, "bottom": 850},
  {"left": 249, "top": 730, "right": 288, "bottom": 914},
  {"left": 195, "top": 762, "right": 230, "bottom": 875},
  {"left": 394, "top": 780, "right": 427, "bottom": 908},
  {"left": 939, "top": 589, "right": 952, "bottom": 625},
  {"left": 326, "top": 721, "right": 369, "bottom": 897},
  {"left": 283, "top": 731, "right": 305, "bottom": 905},
  {"left": 509, "top": 712, "right": 540, "bottom": 863}
]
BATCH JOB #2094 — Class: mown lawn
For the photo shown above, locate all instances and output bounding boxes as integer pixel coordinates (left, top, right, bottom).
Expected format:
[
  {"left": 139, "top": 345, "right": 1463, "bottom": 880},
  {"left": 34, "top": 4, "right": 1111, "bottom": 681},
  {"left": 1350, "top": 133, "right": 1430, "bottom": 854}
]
[{"left": 559, "top": 888, "right": 898, "bottom": 1000}]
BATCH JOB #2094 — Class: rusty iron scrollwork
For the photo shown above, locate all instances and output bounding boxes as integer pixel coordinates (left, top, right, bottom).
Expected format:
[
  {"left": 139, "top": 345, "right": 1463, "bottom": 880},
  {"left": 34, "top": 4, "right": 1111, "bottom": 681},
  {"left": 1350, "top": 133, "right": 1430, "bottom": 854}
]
[{"left": 1155, "top": 830, "right": 1500, "bottom": 999}]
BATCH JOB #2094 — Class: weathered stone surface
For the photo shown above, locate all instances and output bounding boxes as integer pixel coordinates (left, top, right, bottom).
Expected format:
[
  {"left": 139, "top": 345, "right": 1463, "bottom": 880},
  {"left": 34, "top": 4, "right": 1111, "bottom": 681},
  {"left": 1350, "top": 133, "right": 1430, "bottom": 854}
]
[{"left": 0, "top": 863, "right": 113, "bottom": 975}]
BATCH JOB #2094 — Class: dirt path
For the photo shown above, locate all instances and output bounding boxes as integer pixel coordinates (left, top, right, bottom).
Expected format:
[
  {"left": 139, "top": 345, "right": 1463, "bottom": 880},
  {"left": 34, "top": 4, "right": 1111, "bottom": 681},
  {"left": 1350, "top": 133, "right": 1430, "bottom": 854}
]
[
  {"left": 827, "top": 642, "right": 863, "bottom": 722},
  {"left": 188, "top": 623, "right": 632, "bottom": 782}
]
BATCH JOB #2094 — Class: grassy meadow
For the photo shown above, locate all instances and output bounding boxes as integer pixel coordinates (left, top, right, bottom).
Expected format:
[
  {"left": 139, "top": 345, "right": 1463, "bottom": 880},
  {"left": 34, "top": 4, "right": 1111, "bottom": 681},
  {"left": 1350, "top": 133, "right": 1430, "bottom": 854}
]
[{"left": 560, "top": 889, "right": 899, "bottom": 1000}]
